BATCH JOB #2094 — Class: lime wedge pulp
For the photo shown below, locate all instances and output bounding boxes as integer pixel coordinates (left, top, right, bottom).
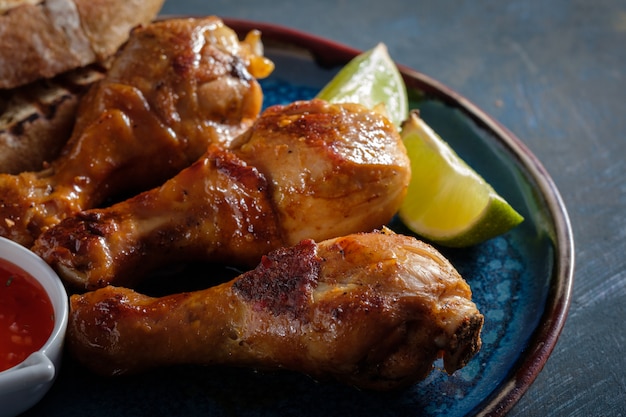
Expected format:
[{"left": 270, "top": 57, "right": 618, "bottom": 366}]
[
  {"left": 398, "top": 111, "right": 524, "bottom": 247},
  {"left": 316, "top": 43, "right": 408, "bottom": 128}
]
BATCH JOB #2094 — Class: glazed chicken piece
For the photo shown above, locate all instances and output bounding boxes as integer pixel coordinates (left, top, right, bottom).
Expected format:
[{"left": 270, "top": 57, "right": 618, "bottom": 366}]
[
  {"left": 0, "top": 16, "right": 273, "bottom": 246},
  {"left": 67, "top": 229, "right": 483, "bottom": 391},
  {"left": 33, "top": 99, "right": 411, "bottom": 291}
]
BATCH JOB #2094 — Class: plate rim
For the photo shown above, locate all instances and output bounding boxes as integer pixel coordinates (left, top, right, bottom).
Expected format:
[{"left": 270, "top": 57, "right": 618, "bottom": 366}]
[{"left": 223, "top": 17, "right": 575, "bottom": 417}]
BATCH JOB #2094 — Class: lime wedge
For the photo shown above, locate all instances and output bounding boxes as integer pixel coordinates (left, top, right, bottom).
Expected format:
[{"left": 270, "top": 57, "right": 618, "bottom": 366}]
[
  {"left": 316, "top": 43, "right": 408, "bottom": 128},
  {"left": 398, "top": 111, "right": 524, "bottom": 247}
]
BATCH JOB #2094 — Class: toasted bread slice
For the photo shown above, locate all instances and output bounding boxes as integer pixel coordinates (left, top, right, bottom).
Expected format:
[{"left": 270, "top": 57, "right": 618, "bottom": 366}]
[
  {"left": 0, "top": 65, "right": 106, "bottom": 173},
  {"left": 0, "top": 0, "right": 165, "bottom": 89}
]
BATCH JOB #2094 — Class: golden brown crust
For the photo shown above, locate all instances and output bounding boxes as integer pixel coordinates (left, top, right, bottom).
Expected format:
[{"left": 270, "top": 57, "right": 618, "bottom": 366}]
[{"left": 0, "top": 0, "right": 164, "bottom": 89}]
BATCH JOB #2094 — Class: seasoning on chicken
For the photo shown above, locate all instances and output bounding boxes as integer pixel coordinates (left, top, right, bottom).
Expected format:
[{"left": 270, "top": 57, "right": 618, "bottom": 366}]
[
  {"left": 67, "top": 229, "right": 483, "bottom": 391},
  {"left": 33, "top": 99, "right": 411, "bottom": 290},
  {"left": 0, "top": 16, "right": 272, "bottom": 246}
]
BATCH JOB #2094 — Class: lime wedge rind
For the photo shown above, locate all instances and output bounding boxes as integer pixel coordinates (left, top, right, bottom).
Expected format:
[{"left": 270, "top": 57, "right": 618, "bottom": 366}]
[{"left": 398, "top": 111, "right": 524, "bottom": 247}]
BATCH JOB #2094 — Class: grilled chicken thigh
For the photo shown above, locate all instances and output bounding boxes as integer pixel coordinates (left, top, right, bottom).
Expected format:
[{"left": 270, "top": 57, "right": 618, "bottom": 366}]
[
  {"left": 0, "top": 16, "right": 272, "bottom": 246},
  {"left": 67, "top": 229, "right": 483, "bottom": 391},
  {"left": 33, "top": 99, "right": 411, "bottom": 290}
]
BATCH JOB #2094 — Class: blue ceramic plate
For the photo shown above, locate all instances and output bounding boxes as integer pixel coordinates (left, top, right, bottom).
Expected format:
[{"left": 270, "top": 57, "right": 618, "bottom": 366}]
[{"left": 24, "top": 19, "right": 574, "bottom": 417}]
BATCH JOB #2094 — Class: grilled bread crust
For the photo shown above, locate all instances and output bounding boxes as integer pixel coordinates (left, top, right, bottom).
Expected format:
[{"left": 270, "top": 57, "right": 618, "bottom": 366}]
[
  {"left": 0, "top": 0, "right": 165, "bottom": 89},
  {"left": 0, "top": 65, "right": 105, "bottom": 173}
]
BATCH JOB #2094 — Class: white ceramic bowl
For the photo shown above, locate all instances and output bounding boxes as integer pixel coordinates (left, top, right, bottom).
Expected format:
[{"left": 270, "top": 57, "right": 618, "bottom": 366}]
[{"left": 0, "top": 237, "right": 69, "bottom": 417}]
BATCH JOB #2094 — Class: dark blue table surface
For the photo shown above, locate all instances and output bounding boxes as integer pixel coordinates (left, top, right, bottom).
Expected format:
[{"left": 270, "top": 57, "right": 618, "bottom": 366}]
[{"left": 157, "top": 1, "right": 625, "bottom": 415}]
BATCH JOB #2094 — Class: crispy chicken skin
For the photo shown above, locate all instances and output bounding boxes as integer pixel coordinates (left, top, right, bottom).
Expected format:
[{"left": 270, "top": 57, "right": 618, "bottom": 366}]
[
  {"left": 33, "top": 99, "right": 411, "bottom": 291},
  {"left": 67, "top": 229, "right": 483, "bottom": 391},
  {"left": 0, "top": 16, "right": 272, "bottom": 246}
]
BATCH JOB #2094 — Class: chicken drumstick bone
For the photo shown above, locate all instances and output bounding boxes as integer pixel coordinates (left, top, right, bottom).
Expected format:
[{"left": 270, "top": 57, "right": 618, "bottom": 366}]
[
  {"left": 68, "top": 229, "right": 483, "bottom": 391},
  {"left": 0, "top": 16, "right": 271, "bottom": 246},
  {"left": 34, "top": 99, "right": 411, "bottom": 290}
]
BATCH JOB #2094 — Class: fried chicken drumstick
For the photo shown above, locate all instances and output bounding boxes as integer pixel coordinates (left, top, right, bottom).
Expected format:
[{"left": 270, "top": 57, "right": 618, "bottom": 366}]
[
  {"left": 68, "top": 229, "right": 483, "bottom": 391},
  {"left": 33, "top": 99, "right": 411, "bottom": 290},
  {"left": 0, "top": 16, "right": 272, "bottom": 246}
]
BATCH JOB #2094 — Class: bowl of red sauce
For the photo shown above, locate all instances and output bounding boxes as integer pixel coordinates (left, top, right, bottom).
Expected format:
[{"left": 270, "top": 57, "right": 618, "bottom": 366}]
[{"left": 0, "top": 237, "right": 68, "bottom": 417}]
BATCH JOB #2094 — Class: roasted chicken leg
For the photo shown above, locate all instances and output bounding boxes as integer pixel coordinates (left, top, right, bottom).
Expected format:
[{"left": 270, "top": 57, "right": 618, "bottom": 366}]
[
  {"left": 68, "top": 229, "right": 483, "bottom": 391},
  {"left": 33, "top": 99, "right": 411, "bottom": 290},
  {"left": 0, "top": 16, "right": 272, "bottom": 246}
]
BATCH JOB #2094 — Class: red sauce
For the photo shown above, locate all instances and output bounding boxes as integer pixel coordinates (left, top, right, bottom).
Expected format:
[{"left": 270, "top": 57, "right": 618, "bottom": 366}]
[{"left": 0, "top": 260, "right": 54, "bottom": 372}]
